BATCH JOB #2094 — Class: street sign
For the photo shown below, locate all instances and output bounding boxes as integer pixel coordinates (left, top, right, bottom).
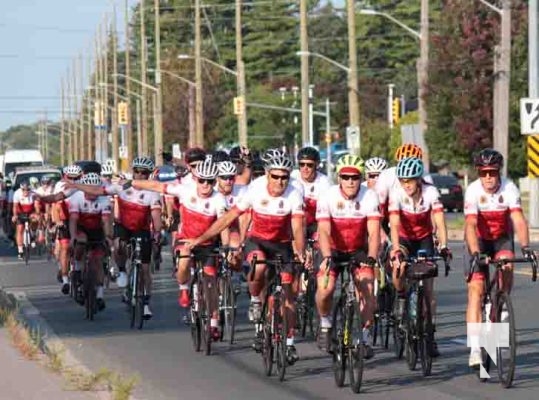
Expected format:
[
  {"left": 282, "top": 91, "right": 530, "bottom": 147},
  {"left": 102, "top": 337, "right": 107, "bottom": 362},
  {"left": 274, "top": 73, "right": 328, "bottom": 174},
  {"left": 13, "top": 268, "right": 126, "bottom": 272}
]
[
  {"left": 118, "top": 101, "right": 128, "bottom": 125},
  {"left": 172, "top": 143, "right": 181, "bottom": 159},
  {"left": 346, "top": 125, "right": 359, "bottom": 150},
  {"left": 119, "top": 146, "right": 128, "bottom": 160},
  {"left": 520, "top": 98, "right": 539, "bottom": 134}
]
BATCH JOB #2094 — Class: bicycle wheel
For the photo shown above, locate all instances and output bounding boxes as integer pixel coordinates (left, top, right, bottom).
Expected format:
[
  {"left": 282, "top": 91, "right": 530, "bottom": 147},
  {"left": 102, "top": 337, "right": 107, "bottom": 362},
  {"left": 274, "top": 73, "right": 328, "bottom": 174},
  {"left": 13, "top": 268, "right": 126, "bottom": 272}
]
[
  {"left": 129, "top": 266, "right": 138, "bottom": 329},
  {"left": 478, "top": 297, "right": 492, "bottom": 382},
  {"left": 297, "top": 295, "right": 307, "bottom": 338},
  {"left": 348, "top": 301, "right": 364, "bottom": 394},
  {"left": 418, "top": 291, "right": 433, "bottom": 377},
  {"left": 224, "top": 277, "right": 237, "bottom": 345},
  {"left": 190, "top": 282, "right": 201, "bottom": 352},
  {"left": 496, "top": 292, "right": 516, "bottom": 388},
  {"left": 405, "top": 296, "right": 418, "bottom": 371},
  {"left": 331, "top": 297, "right": 346, "bottom": 387},
  {"left": 24, "top": 244, "right": 30, "bottom": 266},
  {"left": 84, "top": 267, "right": 96, "bottom": 321},
  {"left": 276, "top": 296, "right": 288, "bottom": 382},
  {"left": 200, "top": 282, "right": 212, "bottom": 356},
  {"left": 136, "top": 268, "right": 145, "bottom": 330},
  {"left": 262, "top": 319, "right": 274, "bottom": 376},
  {"left": 306, "top": 277, "right": 316, "bottom": 337}
]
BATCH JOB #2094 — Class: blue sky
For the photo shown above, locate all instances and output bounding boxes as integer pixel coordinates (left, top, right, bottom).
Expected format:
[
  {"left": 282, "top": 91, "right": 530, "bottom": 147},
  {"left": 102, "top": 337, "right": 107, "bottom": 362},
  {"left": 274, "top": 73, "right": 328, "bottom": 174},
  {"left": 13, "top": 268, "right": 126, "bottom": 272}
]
[{"left": 0, "top": 0, "right": 135, "bottom": 131}]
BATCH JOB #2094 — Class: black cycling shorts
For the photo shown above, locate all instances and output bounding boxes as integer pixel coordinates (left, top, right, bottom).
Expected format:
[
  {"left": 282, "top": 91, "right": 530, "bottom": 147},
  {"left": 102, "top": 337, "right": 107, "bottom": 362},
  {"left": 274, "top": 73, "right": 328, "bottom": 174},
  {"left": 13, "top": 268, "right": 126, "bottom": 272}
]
[
  {"left": 243, "top": 237, "right": 295, "bottom": 275},
  {"left": 478, "top": 235, "right": 514, "bottom": 257},
  {"left": 76, "top": 225, "right": 106, "bottom": 251},
  {"left": 116, "top": 224, "right": 152, "bottom": 264},
  {"left": 399, "top": 236, "right": 435, "bottom": 258},
  {"left": 57, "top": 221, "right": 70, "bottom": 241}
]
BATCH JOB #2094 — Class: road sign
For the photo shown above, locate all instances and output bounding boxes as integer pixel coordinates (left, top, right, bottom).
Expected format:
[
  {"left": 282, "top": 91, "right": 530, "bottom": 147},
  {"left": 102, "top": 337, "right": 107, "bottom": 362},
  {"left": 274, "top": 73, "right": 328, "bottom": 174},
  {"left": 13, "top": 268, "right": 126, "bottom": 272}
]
[
  {"left": 118, "top": 101, "right": 128, "bottom": 125},
  {"left": 520, "top": 98, "right": 539, "bottom": 134},
  {"left": 346, "top": 125, "right": 359, "bottom": 150},
  {"left": 172, "top": 143, "right": 181, "bottom": 159},
  {"left": 119, "top": 146, "right": 128, "bottom": 160}
]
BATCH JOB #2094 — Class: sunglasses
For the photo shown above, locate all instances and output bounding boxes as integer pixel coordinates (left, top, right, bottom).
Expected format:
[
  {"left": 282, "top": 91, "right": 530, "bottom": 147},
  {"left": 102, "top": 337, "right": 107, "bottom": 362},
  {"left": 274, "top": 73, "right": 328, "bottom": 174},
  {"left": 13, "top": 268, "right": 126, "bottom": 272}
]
[
  {"left": 219, "top": 175, "right": 235, "bottom": 181},
  {"left": 339, "top": 175, "right": 361, "bottom": 181},
  {"left": 270, "top": 173, "right": 290, "bottom": 181},
  {"left": 367, "top": 173, "right": 380, "bottom": 180},
  {"left": 398, "top": 178, "right": 416, "bottom": 184},
  {"left": 478, "top": 169, "right": 499, "bottom": 177},
  {"left": 299, "top": 162, "right": 316, "bottom": 168},
  {"left": 198, "top": 178, "right": 215, "bottom": 185},
  {"left": 133, "top": 169, "right": 150, "bottom": 175}
]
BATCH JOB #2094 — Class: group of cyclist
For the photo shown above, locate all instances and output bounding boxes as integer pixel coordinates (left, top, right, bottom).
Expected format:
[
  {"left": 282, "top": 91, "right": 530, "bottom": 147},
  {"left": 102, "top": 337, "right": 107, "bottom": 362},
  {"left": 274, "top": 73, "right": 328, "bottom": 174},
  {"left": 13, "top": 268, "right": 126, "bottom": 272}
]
[{"left": 0, "top": 141, "right": 533, "bottom": 370}]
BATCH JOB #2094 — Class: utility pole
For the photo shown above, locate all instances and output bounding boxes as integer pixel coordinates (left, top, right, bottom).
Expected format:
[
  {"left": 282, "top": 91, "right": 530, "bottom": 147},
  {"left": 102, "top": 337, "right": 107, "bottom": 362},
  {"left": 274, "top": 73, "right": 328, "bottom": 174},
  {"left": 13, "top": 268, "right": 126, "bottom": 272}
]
[
  {"left": 188, "top": 85, "right": 195, "bottom": 147},
  {"left": 528, "top": 0, "right": 539, "bottom": 227},
  {"left": 195, "top": 0, "right": 204, "bottom": 147},
  {"left": 72, "top": 58, "right": 80, "bottom": 161},
  {"left": 346, "top": 0, "right": 360, "bottom": 154},
  {"left": 86, "top": 46, "right": 93, "bottom": 160},
  {"left": 94, "top": 34, "right": 101, "bottom": 162},
  {"left": 78, "top": 53, "right": 85, "bottom": 160},
  {"left": 236, "top": 0, "right": 248, "bottom": 146},
  {"left": 60, "top": 77, "right": 65, "bottom": 165},
  {"left": 300, "top": 0, "right": 309, "bottom": 147},
  {"left": 418, "top": 0, "right": 430, "bottom": 172},
  {"left": 388, "top": 84, "right": 395, "bottom": 130},
  {"left": 112, "top": 5, "right": 120, "bottom": 170},
  {"left": 66, "top": 69, "right": 73, "bottom": 164},
  {"left": 44, "top": 110, "right": 49, "bottom": 161},
  {"left": 154, "top": 0, "right": 163, "bottom": 165},
  {"left": 308, "top": 85, "right": 314, "bottom": 145},
  {"left": 140, "top": 0, "right": 148, "bottom": 155},
  {"left": 125, "top": 0, "right": 133, "bottom": 166},
  {"left": 102, "top": 17, "right": 110, "bottom": 162}
]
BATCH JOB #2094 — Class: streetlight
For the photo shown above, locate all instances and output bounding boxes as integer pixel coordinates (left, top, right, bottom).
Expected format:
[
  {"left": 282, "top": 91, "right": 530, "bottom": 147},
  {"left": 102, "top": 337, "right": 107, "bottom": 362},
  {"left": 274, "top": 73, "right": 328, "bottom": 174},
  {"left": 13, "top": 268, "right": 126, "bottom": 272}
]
[
  {"left": 359, "top": 9, "right": 421, "bottom": 40},
  {"left": 296, "top": 51, "right": 350, "bottom": 73},
  {"left": 178, "top": 54, "right": 237, "bottom": 76}
]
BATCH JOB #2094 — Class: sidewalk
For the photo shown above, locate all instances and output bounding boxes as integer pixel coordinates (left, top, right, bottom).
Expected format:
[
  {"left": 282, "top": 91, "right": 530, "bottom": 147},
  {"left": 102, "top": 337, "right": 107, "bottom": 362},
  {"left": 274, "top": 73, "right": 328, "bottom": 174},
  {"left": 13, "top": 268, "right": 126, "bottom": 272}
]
[{"left": 0, "top": 328, "right": 98, "bottom": 400}]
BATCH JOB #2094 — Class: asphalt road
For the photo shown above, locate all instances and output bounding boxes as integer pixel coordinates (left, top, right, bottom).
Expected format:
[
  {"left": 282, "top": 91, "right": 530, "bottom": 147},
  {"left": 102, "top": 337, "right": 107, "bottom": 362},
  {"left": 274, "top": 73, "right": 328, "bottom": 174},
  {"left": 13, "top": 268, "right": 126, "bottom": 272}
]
[{"left": 0, "top": 239, "right": 538, "bottom": 400}]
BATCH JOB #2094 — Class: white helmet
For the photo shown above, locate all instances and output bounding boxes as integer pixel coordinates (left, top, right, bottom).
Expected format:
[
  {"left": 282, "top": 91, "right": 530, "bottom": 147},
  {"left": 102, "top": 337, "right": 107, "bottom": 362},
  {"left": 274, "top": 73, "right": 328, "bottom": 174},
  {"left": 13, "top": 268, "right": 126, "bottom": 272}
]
[
  {"left": 63, "top": 165, "right": 83, "bottom": 178},
  {"left": 217, "top": 161, "right": 237, "bottom": 176},
  {"left": 101, "top": 164, "right": 114, "bottom": 176},
  {"left": 80, "top": 172, "right": 102, "bottom": 186},
  {"left": 132, "top": 156, "right": 154, "bottom": 171},
  {"left": 29, "top": 177, "right": 39, "bottom": 187},
  {"left": 195, "top": 158, "right": 218, "bottom": 179},
  {"left": 265, "top": 154, "right": 293, "bottom": 172},
  {"left": 261, "top": 148, "right": 285, "bottom": 164},
  {"left": 365, "top": 157, "right": 388, "bottom": 174}
]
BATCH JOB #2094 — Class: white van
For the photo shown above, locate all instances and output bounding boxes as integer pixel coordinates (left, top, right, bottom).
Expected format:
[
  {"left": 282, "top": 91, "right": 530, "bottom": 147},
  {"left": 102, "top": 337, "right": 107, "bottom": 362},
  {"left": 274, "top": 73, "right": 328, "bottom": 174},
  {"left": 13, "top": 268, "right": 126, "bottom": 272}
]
[{"left": 3, "top": 149, "right": 44, "bottom": 178}]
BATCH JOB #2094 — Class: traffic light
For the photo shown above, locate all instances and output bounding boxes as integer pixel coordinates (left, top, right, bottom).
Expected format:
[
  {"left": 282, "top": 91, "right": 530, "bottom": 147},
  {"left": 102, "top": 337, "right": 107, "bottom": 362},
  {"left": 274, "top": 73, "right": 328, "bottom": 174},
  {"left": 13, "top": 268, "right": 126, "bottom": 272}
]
[
  {"left": 118, "top": 101, "right": 129, "bottom": 125},
  {"left": 392, "top": 98, "right": 400, "bottom": 125},
  {"left": 233, "top": 96, "right": 245, "bottom": 115}
]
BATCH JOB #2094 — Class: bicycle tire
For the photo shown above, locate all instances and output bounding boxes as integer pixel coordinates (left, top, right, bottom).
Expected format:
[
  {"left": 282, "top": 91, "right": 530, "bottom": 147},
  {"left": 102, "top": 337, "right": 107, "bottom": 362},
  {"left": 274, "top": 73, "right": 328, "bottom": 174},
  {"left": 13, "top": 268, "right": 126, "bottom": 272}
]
[
  {"left": 136, "top": 269, "right": 145, "bottom": 330},
  {"left": 201, "top": 281, "right": 211, "bottom": 356},
  {"left": 24, "top": 245, "right": 30, "bottom": 266},
  {"left": 418, "top": 291, "right": 433, "bottom": 376},
  {"left": 129, "top": 265, "right": 138, "bottom": 329},
  {"left": 478, "top": 297, "right": 492, "bottom": 382},
  {"left": 405, "top": 294, "right": 418, "bottom": 371},
  {"left": 190, "top": 281, "right": 202, "bottom": 352},
  {"left": 348, "top": 301, "right": 364, "bottom": 394},
  {"left": 276, "top": 296, "right": 287, "bottom": 382},
  {"left": 331, "top": 297, "right": 346, "bottom": 387},
  {"left": 262, "top": 315, "right": 274, "bottom": 376},
  {"left": 307, "top": 277, "right": 316, "bottom": 337},
  {"left": 496, "top": 292, "right": 516, "bottom": 388},
  {"left": 84, "top": 267, "right": 96, "bottom": 321},
  {"left": 227, "top": 278, "right": 237, "bottom": 345},
  {"left": 297, "top": 296, "right": 307, "bottom": 338}
]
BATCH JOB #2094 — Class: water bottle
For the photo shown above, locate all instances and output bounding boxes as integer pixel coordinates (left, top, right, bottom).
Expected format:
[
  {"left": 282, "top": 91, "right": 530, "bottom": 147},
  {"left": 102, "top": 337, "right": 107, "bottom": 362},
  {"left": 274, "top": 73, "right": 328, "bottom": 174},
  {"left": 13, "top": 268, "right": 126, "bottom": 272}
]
[
  {"left": 192, "top": 283, "right": 198, "bottom": 312},
  {"left": 408, "top": 289, "right": 417, "bottom": 320}
]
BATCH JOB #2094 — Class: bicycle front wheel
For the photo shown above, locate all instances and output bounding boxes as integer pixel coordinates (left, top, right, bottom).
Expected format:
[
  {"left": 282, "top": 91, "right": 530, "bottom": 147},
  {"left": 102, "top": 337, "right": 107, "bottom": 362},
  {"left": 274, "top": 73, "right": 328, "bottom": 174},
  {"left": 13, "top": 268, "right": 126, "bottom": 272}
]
[
  {"left": 418, "top": 291, "right": 433, "bottom": 376},
  {"left": 347, "top": 301, "right": 364, "bottom": 394},
  {"left": 331, "top": 298, "right": 346, "bottom": 387},
  {"left": 496, "top": 292, "right": 516, "bottom": 388},
  {"left": 276, "top": 297, "right": 288, "bottom": 382}
]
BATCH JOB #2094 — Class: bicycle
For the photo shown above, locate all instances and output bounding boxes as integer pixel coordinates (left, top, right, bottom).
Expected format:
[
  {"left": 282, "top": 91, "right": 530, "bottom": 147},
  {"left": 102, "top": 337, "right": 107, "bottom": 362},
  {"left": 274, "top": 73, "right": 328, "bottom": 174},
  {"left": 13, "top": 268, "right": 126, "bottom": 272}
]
[
  {"left": 475, "top": 254, "right": 537, "bottom": 388},
  {"left": 125, "top": 237, "right": 147, "bottom": 329},
  {"left": 296, "top": 238, "right": 317, "bottom": 339},
  {"left": 20, "top": 215, "right": 32, "bottom": 266},
  {"left": 216, "top": 246, "right": 240, "bottom": 344},
  {"left": 394, "top": 250, "right": 450, "bottom": 377},
  {"left": 252, "top": 254, "right": 302, "bottom": 382},
  {"left": 326, "top": 258, "right": 366, "bottom": 394},
  {"left": 372, "top": 253, "right": 395, "bottom": 350}
]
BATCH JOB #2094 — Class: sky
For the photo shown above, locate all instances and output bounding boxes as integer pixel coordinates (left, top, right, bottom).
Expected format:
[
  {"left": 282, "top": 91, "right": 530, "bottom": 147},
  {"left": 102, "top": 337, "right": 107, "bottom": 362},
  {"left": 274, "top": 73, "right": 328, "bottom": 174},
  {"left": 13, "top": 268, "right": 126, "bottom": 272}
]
[{"left": 0, "top": 0, "right": 135, "bottom": 131}]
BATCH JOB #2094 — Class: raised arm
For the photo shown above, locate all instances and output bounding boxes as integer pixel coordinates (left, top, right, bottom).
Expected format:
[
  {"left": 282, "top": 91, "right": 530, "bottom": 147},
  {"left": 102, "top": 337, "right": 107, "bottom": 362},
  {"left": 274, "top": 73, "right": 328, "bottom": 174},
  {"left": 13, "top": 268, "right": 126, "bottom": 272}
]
[{"left": 131, "top": 179, "right": 166, "bottom": 193}]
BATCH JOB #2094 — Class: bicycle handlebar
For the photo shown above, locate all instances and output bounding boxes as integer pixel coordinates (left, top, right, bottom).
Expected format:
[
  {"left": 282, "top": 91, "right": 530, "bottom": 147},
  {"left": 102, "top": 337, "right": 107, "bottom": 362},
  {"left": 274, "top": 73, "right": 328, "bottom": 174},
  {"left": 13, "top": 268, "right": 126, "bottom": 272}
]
[{"left": 479, "top": 256, "right": 538, "bottom": 282}]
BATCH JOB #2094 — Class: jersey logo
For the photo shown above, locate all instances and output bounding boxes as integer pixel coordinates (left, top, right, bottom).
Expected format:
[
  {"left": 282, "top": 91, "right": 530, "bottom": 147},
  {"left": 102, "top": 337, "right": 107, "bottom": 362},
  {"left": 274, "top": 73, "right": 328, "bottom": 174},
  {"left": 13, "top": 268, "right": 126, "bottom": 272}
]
[
  {"left": 479, "top": 195, "right": 487, "bottom": 204},
  {"left": 337, "top": 201, "right": 344, "bottom": 210},
  {"left": 126, "top": 189, "right": 133, "bottom": 196},
  {"left": 355, "top": 201, "right": 360, "bottom": 210},
  {"left": 190, "top": 197, "right": 196, "bottom": 204},
  {"left": 279, "top": 200, "right": 284, "bottom": 209},
  {"left": 403, "top": 197, "right": 410, "bottom": 205},
  {"left": 205, "top": 202, "right": 209, "bottom": 209},
  {"left": 310, "top": 186, "right": 315, "bottom": 193},
  {"left": 139, "top": 193, "right": 145, "bottom": 200},
  {"left": 94, "top": 203, "right": 99, "bottom": 209},
  {"left": 261, "top": 199, "right": 268, "bottom": 207},
  {"left": 498, "top": 195, "right": 504, "bottom": 203}
]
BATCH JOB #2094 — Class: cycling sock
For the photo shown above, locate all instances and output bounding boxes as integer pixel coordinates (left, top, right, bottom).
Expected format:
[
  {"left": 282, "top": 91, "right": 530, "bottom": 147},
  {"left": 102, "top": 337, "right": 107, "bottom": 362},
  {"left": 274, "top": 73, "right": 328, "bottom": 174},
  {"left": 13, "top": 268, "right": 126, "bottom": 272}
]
[
  {"left": 286, "top": 337, "right": 294, "bottom": 346},
  {"left": 62, "top": 276, "right": 69, "bottom": 284},
  {"left": 17, "top": 246, "right": 23, "bottom": 253},
  {"left": 179, "top": 283, "right": 189, "bottom": 291},
  {"left": 320, "top": 316, "right": 332, "bottom": 329},
  {"left": 96, "top": 286, "right": 104, "bottom": 299},
  {"left": 250, "top": 295, "right": 261, "bottom": 303},
  {"left": 210, "top": 318, "right": 219, "bottom": 328},
  {"left": 470, "top": 335, "right": 480, "bottom": 349}
]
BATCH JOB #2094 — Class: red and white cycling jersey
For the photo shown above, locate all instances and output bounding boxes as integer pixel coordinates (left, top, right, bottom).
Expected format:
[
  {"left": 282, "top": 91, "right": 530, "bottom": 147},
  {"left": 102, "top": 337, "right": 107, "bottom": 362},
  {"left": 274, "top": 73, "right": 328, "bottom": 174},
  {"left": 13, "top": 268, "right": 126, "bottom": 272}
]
[
  {"left": 234, "top": 179, "right": 304, "bottom": 242},
  {"left": 13, "top": 188, "right": 38, "bottom": 214},
  {"left": 219, "top": 184, "right": 248, "bottom": 210},
  {"left": 375, "top": 167, "right": 433, "bottom": 213},
  {"left": 165, "top": 183, "right": 227, "bottom": 244},
  {"left": 35, "top": 185, "right": 54, "bottom": 197},
  {"left": 316, "top": 185, "right": 381, "bottom": 252},
  {"left": 53, "top": 181, "right": 79, "bottom": 221},
  {"left": 464, "top": 178, "right": 521, "bottom": 240},
  {"left": 291, "top": 170, "right": 331, "bottom": 226},
  {"left": 105, "top": 184, "right": 161, "bottom": 231},
  {"left": 68, "top": 191, "right": 111, "bottom": 230},
  {"left": 180, "top": 173, "right": 197, "bottom": 190},
  {"left": 388, "top": 183, "right": 443, "bottom": 240}
]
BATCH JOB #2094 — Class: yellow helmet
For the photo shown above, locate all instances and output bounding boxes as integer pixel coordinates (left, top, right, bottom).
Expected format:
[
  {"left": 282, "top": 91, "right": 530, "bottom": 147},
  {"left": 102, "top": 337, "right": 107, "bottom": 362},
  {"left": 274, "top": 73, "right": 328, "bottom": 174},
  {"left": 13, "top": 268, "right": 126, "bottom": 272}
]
[{"left": 336, "top": 154, "right": 364, "bottom": 175}]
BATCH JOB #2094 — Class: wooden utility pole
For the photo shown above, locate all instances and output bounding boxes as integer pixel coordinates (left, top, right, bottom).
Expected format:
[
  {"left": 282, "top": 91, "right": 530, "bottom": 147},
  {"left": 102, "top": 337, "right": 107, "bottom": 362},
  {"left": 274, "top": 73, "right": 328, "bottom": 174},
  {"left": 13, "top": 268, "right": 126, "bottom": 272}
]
[
  {"left": 418, "top": 0, "right": 430, "bottom": 171},
  {"left": 154, "top": 0, "right": 163, "bottom": 164},
  {"left": 72, "top": 59, "right": 79, "bottom": 161},
  {"left": 125, "top": 0, "right": 133, "bottom": 166},
  {"left": 496, "top": 0, "right": 511, "bottom": 177},
  {"left": 66, "top": 69, "right": 73, "bottom": 164},
  {"left": 347, "top": 0, "right": 360, "bottom": 154},
  {"left": 300, "top": 0, "right": 309, "bottom": 147},
  {"left": 188, "top": 85, "right": 195, "bottom": 147},
  {"left": 236, "top": 0, "right": 247, "bottom": 146},
  {"left": 60, "top": 77, "right": 65, "bottom": 165},
  {"left": 86, "top": 46, "right": 93, "bottom": 159},
  {"left": 195, "top": 0, "right": 204, "bottom": 147},
  {"left": 112, "top": 5, "right": 119, "bottom": 169},
  {"left": 102, "top": 16, "right": 109, "bottom": 162},
  {"left": 78, "top": 53, "right": 85, "bottom": 160},
  {"left": 140, "top": 0, "right": 148, "bottom": 155}
]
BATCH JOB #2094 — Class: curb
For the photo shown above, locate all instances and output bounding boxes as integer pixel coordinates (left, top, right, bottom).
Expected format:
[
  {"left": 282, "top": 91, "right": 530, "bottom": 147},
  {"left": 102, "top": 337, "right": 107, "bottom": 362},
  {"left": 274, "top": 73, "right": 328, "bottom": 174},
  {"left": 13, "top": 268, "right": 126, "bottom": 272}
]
[{"left": 0, "top": 287, "right": 141, "bottom": 400}]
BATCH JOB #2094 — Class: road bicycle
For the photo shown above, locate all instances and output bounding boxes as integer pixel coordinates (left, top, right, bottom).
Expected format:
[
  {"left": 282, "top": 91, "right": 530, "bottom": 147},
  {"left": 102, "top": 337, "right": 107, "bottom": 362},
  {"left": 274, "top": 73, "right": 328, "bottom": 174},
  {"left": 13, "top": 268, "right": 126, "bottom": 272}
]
[
  {"left": 216, "top": 246, "right": 240, "bottom": 344},
  {"left": 125, "top": 237, "right": 147, "bottom": 329}
]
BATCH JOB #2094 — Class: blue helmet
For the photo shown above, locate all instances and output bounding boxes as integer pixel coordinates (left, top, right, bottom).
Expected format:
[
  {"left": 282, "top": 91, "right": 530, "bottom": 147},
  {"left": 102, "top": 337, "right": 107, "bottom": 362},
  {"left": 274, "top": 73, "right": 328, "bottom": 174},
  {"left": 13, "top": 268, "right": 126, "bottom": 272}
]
[
  {"left": 154, "top": 165, "right": 177, "bottom": 182},
  {"left": 396, "top": 157, "right": 424, "bottom": 179}
]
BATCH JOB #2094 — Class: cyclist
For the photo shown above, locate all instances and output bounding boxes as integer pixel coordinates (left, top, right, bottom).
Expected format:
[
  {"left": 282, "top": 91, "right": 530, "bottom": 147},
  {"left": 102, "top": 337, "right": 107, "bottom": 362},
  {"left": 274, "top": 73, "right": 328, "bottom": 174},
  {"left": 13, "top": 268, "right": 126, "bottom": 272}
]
[
  {"left": 363, "top": 157, "right": 388, "bottom": 190},
  {"left": 229, "top": 145, "right": 252, "bottom": 185},
  {"left": 68, "top": 157, "right": 162, "bottom": 319},
  {"left": 35, "top": 175, "right": 55, "bottom": 244},
  {"left": 186, "top": 153, "right": 306, "bottom": 362},
  {"left": 315, "top": 155, "right": 381, "bottom": 357},
  {"left": 100, "top": 164, "right": 114, "bottom": 185},
  {"left": 464, "top": 148, "right": 531, "bottom": 367},
  {"left": 37, "top": 165, "right": 83, "bottom": 294},
  {"left": 132, "top": 157, "right": 228, "bottom": 340},
  {"left": 182, "top": 147, "right": 207, "bottom": 189},
  {"left": 68, "top": 173, "right": 113, "bottom": 311},
  {"left": 12, "top": 181, "right": 42, "bottom": 259},
  {"left": 389, "top": 157, "right": 450, "bottom": 357}
]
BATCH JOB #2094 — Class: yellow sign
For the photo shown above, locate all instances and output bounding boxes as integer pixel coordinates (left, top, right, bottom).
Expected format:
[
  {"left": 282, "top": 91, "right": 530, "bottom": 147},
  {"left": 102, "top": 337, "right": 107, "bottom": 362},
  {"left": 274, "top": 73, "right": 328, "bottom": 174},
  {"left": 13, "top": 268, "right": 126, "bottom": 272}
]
[
  {"left": 233, "top": 96, "right": 245, "bottom": 115},
  {"left": 392, "top": 98, "right": 400, "bottom": 125},
  {"left": 118, "top": 101, "right": 128, "bottom": 125},
  {"left": 527, "top": 135, "right": 539, "bottom": 177}
]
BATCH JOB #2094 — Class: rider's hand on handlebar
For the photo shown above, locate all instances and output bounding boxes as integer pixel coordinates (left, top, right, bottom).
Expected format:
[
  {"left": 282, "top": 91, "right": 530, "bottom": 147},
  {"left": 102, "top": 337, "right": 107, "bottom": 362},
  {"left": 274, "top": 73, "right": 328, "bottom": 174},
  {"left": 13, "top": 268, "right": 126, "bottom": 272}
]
[
  {"left": 522, "top": 246, "right": 534, "bottom": 260},
  {"left": 440, "top": 246, "right": 452, "bottom": 262}
]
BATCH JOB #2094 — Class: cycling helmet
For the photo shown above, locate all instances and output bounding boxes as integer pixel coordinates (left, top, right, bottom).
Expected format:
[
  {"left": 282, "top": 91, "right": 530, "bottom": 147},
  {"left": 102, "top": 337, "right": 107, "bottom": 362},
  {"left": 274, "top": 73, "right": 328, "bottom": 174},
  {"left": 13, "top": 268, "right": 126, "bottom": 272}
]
[
  {"left": 194, "top": 158, "right": 219, "bottom": 179},
  {"left": 229, "top": 145, "right": 252, "bottom": 164},
  {"left": 365, "top": 157, "right": 388, "bottom": 174},
  {"left": 63, "top": 164, "right": 83, "bottom": 178},
  {"left": 184, "top": 147, "right": 206, "bottom": 165},
  {"left": 265, "top": 154, "right": 293, "bottom": 172},
  {"left": 261, "top": 148, "right": 286, "bottom": 164},
  {"left": 132, "top": 156, "right": 155, "bottom": 171},
  {"left": 101, "top": 164, "right": 114, "bottom": 176},
  {"left": 80, "top": 172, "right": 102, "bottom": 186},
  {"left": 336, "top": 155, "right": 364, "bottom": 175},
  {"left": 473, "top": 148, "right": 503, "bottom": 169},
  {"left": 154, "top": 165, "right": 177, "bottom": 182},
  {"left": 396, "top": 157, "right": 424, "bottom": 179},
  {"left": 395, "top": 143, "right": 423, "bottom": 161},
  {"left": 297, "top": 146, "right": 320, "bottom": 163},
  {"left": 40, "top": 175, "right": 51, "bottom": 184},
  {"left": 212, "top": 150, "right": 230, "bottom": 164},
  {"left": 19, "top": 181, "right": 30, "bottom": 190},
  {"left": 217, "top": 161, "right": 237, "bottom": 176},
  {"left": 29, "top": 177, "right": 39, "bottom": 188}
]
